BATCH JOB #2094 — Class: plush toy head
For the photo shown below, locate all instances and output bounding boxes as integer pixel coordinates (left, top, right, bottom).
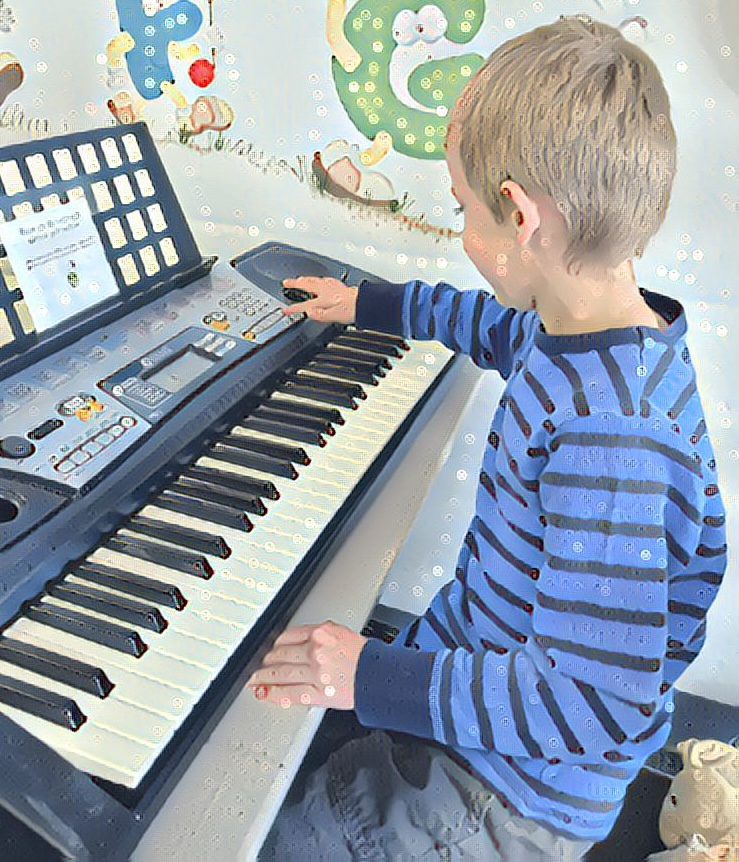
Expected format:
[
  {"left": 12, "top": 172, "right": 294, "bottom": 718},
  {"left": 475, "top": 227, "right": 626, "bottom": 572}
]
[{"left": 659, "top": 739, "right": 739, "bottom": 850}]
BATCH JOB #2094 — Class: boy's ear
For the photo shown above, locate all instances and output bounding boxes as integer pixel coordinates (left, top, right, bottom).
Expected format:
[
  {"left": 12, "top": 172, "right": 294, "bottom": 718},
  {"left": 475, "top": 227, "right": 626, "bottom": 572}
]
[
  {"left": 444, "top": 120, "right": 462, "bottom": 150},
  {"left": 501, "top": 181, "right": 541, "bottom": 246}
]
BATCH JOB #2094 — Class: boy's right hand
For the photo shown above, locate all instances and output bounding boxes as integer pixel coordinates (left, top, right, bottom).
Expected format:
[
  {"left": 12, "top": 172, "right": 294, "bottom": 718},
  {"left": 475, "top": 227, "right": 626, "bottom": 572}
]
[{"left": 281, "top": 277, "right": 358, "bottom": 325}]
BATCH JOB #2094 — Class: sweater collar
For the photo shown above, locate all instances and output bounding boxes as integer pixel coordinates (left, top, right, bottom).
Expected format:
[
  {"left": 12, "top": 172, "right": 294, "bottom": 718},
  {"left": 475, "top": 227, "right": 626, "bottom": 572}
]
[{"left": 533, "top": 289, "right": 686, "bottom": 355}]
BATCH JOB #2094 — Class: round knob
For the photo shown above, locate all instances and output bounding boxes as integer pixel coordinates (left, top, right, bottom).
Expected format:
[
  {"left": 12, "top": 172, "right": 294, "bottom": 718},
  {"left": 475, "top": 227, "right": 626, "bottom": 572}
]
[
  {"left": 0, "top": 436, "right": 36, "bottom": 459},
  {"left": 0, "top": 496, "right": 18, "bottom": 523}
]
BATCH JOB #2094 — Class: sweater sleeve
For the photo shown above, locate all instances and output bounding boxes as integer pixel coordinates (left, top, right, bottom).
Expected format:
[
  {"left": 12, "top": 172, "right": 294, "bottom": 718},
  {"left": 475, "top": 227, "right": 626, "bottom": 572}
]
[
  {"left": 355, "top": 413, "right": 714, "bottom": 762},
  {"left": 355, "top": 278, "right": 532, "bottom": 377}
]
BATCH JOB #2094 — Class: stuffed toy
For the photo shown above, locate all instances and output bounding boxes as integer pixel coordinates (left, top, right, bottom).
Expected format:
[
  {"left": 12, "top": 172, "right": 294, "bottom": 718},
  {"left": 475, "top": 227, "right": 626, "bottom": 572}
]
[{"left": 646, "top": 738, "right": 739, "bottom": 862}]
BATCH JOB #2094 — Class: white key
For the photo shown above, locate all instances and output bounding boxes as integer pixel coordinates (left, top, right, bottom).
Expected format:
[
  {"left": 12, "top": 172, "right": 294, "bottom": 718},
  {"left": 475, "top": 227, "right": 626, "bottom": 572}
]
[
  {"left": 83, "top": 549, "right": 263, "bottom": 650},
  {"left": 0, "top": 695, "right": 153, "bottom": 786},
  {"left": 0, "top": 657, "right": 174, "bottom": 748},
  {"left": 7, "top": 617, "right": 213, "bottom": 694},
  {"left": 91, "top": 545, "right": 281, "bottom": 608},
  {"left": 0, "top": 657, "right": 158, "bottom": 785},
  {"left": 0, "top": 633, "right": 187, "bottom": 719},
  {"left": 35, "top": 591, "right": 230, "bottom": 669}
]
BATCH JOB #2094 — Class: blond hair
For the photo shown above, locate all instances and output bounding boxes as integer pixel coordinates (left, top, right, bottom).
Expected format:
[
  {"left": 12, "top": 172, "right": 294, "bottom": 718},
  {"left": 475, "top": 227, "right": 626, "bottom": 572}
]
[{"left": 456, "top": 15, "right": 677, "bottom": 272}]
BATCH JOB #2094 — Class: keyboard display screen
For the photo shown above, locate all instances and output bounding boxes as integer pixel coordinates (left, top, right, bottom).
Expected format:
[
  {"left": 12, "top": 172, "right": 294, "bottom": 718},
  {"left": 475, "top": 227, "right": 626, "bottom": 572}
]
[{"left": 144, "top": 348, "right": 215, "bottom": 392}]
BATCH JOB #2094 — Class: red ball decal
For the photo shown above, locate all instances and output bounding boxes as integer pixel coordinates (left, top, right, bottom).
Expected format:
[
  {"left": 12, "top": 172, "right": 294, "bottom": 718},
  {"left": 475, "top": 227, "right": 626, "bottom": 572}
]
[{"left": 189, "top": 58, "right": 215, "bottom": 88}]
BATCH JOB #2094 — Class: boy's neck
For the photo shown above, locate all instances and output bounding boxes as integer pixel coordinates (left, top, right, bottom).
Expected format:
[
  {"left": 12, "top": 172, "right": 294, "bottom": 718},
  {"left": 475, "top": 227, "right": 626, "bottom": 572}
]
[{"left": 533, "top": 259, "right": 665, "bottom": 335}]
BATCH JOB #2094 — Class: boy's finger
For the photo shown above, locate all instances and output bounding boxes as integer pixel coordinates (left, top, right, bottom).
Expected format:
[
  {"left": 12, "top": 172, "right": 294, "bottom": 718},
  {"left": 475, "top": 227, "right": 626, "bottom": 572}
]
[
  {"left": 281, "top": 300, "right": 330, "bottom": 318},
  {"left": 282, "top": 276, "right": 335, "bottom": 289},
  {"left": 282, "top": 302, "right": 309, "bottom": 316},
  {"left": 273, "top": 624, "right": 317, "bottom": 644},
  {"left": 249, "top": 682, "right": 322, "bottom": 707},
  {"left": 248, "top": 661, "right": 312, "bottom": 685},
  {"left": 292, "top": 276, "right": 350, "bottom": 296}
]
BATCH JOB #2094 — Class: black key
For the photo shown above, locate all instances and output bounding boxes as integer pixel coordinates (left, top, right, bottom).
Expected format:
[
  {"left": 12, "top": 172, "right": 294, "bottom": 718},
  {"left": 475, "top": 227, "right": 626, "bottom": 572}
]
[
  {"left": 209, "top": 440, "right": 301, "bottom": 477},
  {"left": 287, "top": 371, "right": 366, "bottom": 401},
  {"left": 320, "top": 345, "right": 391, "bottom": 371},
  {"left": 0, "top": 672, "right": 86, "bottom": 731},
  {"left": 373, "top": 331, "right": 408, "bottom": 346},
  {"left": 0, "top": 637, "right": 113, "bottom": 698},
  {"left": 107, "top": 534, "right": 214, "bottom": 580},
  {"left": 74, "top": 561, "right": 187, "bottom": 611},
  {"left": 157, "top": 489, "right": 257, "bottom": 530},
  {"left": 25, "top": 604, "right": 147, "bottom": 658},
  {"left": 252, "top": 400, "right": 336, "bottom": 437},
  {"left": 171, "top": 477, "right": 266, "bottom": 516},
  {"left": 127, "top": 514, "right": 231, "bottom": 560},
  {"left": 222, "top": 431, "right": 311, "bottom": 464},
  {"left": 263, "top": 398, "right": 345, "bottom": 427},
  {"left": 311, "top": 351, "right": 386, "bottom": 375},
  {"left": 343, "top": 325, "right": 409, "bottom": 346},
  {"left": 49, "top": 583, "right": 167, "bottom": 634},
  {"left": 342, "top": 329, "right": 410, "bottom": 351},
  {"left": 185, "top": 465, "right": 279, "bottom": 500},
  {"left": 313, "top": 349, "right": 387, "bottom": 376},
  {"left": 237, "top": 416, "right": 326, "bottom": 448},
  {"left": 306, "top": 360, "right": 379, "bottom": 386},
  {"left": 334, "top": 334, "right": 403, "bottom": 358},
  {"left": 277, "top": 379, "right": 357, "bottom": 409}
]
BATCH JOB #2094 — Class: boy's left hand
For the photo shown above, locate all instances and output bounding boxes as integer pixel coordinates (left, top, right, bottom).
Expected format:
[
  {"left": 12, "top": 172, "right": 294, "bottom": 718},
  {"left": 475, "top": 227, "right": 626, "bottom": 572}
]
[{"left": 246, "top": 620, "right": 367, "bottom": 710}]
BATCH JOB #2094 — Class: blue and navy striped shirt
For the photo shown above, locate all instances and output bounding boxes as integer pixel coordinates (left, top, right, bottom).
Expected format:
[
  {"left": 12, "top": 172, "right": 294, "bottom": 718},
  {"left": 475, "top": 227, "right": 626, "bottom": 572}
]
[{"left": 353, "top": 279, "right": 727, "bottom": 840}]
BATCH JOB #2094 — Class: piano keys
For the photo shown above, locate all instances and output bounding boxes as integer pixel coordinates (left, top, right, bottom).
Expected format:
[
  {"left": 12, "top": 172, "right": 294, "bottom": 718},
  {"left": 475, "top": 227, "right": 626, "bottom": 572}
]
[
  {"left": 131, "top": 356, "right": 488, "bottom": 862},
  {"left": 0, "top": 328, "right": 453, "bottom": 789}
]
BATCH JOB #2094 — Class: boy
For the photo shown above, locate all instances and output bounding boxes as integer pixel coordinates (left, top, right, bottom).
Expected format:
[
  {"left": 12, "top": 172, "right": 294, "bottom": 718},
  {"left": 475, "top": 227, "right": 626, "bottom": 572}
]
[{"left": 248, "top": 15, "right": 728, "bottom": 861}]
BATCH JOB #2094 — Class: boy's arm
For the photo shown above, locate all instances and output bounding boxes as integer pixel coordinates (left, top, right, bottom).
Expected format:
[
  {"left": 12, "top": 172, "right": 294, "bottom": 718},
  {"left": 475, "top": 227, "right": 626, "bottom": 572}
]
[
  {"left": 281, "top": 275, "right": 532, "bottom": 375},
  {"left": 355, "top": 413, "right": 727, "bottom": 761},
  {"left": 356, "top": 279, "right": 531, "bottom": 377}
]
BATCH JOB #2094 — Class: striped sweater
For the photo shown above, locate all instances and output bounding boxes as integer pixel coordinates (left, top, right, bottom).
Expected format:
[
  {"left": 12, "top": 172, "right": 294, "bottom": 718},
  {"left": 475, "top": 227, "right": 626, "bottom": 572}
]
[{"left": 352, "top": 279, "right": 728, "bottom": 840}]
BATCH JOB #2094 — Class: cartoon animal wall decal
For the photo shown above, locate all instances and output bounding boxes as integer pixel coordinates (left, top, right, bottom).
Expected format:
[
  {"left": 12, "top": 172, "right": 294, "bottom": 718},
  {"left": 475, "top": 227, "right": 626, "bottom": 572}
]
[
  {"left": 111, "top": 0, "right": 202, "bottom": 105},
  {"left": 0, "top": 50, "right": 22, "bottom": 109},
  {"left": 104, "top": 0, "right": 233, "bottom": 139},
  {"left": 328, "top": 1, "right": 486, "bottom": 162}
]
